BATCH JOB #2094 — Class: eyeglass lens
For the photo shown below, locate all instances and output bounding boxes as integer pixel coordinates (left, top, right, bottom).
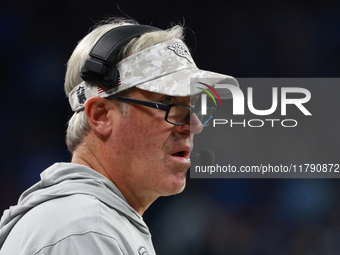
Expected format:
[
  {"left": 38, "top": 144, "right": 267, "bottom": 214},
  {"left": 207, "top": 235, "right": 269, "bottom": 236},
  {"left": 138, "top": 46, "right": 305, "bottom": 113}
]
[{"left": 167, "top": 105, "right": 215, "bottom": 125}]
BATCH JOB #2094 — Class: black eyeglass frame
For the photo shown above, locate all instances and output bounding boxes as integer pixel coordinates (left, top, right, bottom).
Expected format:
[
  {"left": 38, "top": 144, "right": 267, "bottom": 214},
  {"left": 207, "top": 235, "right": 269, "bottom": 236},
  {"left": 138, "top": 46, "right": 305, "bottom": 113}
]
[{"left": 116, "top": 96, "right": 209, "bottom": 126}]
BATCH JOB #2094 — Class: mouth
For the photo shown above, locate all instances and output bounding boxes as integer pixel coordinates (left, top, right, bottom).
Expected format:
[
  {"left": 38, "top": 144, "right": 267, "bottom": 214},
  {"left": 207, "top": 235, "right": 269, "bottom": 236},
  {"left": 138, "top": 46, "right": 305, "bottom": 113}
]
[
  {"left": 170, "top": 143, "right": 192, "bottom": 158},
  {"left": 170, "top": 145, "right": 192, "bottom": 163},
  {"left": 167, "top": 146, "right": 191, "bottom": 172},
  {"left": 171, "top": 150, "right": 190, "bottom": 158}
]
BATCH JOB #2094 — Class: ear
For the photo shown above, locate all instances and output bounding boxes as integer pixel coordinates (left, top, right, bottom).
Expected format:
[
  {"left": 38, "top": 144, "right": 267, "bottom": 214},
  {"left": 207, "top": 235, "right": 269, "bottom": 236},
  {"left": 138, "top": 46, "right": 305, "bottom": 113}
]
[{"left": 85, "top": 96, "right": 115, "bottom": 136}]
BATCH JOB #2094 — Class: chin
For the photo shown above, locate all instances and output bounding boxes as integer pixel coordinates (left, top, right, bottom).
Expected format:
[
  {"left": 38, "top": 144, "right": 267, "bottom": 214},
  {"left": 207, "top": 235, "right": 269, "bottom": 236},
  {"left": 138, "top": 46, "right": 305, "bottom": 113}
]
[
  {"left": 160, "top": 160, "right": 189, "bottom": 196},
  {"left": 163, "top": 174, "right": 187, "bottom": 196}
]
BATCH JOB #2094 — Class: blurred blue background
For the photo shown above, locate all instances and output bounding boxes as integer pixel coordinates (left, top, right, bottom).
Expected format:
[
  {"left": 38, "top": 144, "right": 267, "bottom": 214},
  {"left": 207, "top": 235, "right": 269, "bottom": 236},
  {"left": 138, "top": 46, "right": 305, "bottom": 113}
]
[{"left": 1, "top": 0, "right": 340, "bottom": 254}]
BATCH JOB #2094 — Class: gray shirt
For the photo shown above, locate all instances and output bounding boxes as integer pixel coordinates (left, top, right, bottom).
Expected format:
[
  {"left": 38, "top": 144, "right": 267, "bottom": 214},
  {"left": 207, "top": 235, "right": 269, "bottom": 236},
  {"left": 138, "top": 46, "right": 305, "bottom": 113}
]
[{"left": 0, "top": 163, "right": 156, "bottom": 255}]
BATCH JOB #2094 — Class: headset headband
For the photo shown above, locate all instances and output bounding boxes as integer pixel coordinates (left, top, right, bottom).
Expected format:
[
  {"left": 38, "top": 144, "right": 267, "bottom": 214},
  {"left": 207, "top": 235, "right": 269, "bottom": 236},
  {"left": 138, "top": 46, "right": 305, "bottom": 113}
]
[{"left": 80, "top": 25, "right": 162, "bottom": 88}]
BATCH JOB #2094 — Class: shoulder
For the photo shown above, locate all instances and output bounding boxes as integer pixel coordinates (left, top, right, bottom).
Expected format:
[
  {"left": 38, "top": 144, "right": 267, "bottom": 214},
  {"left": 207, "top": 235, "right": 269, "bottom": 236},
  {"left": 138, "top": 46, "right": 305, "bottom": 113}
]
[{"left": 2, "top": 194, "right": 128, "bottom": 254}]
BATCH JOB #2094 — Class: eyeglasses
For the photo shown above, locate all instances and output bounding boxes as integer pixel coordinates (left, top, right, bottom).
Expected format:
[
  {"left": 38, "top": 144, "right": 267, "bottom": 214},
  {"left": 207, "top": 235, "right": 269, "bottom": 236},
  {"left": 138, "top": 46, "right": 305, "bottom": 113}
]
[{"left": 116, "top": 96, "right": 216, "bottom": 126}]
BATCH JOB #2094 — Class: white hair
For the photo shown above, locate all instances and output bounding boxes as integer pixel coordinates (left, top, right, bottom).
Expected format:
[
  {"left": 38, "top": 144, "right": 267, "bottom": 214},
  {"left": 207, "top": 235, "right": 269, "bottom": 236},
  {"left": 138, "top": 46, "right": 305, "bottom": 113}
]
[{"left": 65, "top": 18, "right": 185, "bottom": 152}]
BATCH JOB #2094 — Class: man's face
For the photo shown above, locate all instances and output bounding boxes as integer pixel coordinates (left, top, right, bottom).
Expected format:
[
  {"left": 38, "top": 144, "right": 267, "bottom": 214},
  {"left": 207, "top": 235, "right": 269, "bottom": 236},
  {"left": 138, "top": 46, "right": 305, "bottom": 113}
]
[{"left": 107, "top": 88, "right": 203, "bottom": 199}]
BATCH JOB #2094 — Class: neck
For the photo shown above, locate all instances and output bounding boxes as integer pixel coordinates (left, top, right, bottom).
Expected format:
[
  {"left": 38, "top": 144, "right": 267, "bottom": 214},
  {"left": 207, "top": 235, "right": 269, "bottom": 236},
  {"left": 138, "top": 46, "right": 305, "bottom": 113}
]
[{"left": 71, "top": 141, "right": 156, "bottom": 216}]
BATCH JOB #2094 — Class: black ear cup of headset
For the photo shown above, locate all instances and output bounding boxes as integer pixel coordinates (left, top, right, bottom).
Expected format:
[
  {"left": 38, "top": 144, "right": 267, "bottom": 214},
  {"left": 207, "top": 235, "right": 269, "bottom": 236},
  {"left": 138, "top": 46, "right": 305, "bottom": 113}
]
[
  {"left": 80, "top": 25, "right": 162, "bottom": 89},
  {"left": 81, "top": 59, "right": 119, "bottom": 88}
]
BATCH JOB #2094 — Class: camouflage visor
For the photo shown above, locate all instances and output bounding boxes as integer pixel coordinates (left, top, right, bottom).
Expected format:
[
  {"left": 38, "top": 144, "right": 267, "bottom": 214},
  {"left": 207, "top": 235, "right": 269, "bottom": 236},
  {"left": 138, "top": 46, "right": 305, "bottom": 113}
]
[{"left": 69, "top": 39, "right": 238, "bottom": 112}]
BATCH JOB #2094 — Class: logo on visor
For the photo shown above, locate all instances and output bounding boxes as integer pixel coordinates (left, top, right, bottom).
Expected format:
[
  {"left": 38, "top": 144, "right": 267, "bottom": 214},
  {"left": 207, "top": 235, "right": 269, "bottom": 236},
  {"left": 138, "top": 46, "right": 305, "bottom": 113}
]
[
  {"left": 167, "top": 41, "right": 193, "bottom": 63},
  {"left": 76, "top": 85, "right": 86, "bottom": 105},
  {"left": 196, "top": 82, "right": 222, "bottom": 126}
]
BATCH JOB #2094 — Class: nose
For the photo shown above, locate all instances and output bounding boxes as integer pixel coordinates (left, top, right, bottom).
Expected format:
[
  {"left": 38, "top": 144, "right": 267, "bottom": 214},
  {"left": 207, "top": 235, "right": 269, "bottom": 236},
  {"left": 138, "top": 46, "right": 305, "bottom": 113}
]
[
  {"left": 189, "top": 112, "right": 203, "bottom": 134},
  {"left": 175, "top": 112, "right": 203, "bottom": 134}
]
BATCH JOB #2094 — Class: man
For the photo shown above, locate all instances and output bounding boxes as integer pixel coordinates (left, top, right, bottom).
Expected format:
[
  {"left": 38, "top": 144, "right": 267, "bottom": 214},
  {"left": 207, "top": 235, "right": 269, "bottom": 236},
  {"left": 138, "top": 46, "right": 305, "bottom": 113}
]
[{"left": 0, "top": 18, "right": 237, "bottom": 254}]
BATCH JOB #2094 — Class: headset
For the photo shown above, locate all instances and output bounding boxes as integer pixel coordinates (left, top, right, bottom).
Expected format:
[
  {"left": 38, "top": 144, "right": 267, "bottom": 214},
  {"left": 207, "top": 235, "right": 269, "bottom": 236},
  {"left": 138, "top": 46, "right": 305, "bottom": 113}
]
[{"left": 80, "top": 25, "right": 162, "bottom": 88}]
